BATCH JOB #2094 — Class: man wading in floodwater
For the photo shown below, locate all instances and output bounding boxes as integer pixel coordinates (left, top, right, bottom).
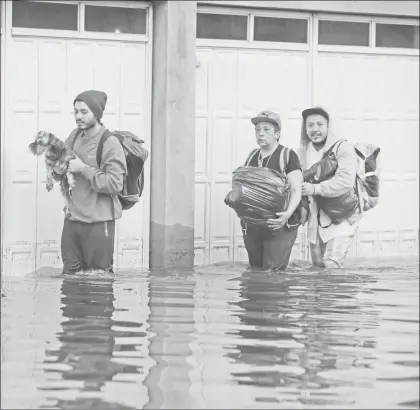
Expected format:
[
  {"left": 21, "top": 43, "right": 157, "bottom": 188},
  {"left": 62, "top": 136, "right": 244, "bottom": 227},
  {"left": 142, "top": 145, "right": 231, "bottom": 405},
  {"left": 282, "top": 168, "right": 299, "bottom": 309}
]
[
  {"left": 49, "top": 90, "right": 127, "bottom": 274},
  {"left": 299, "top": 107, "right": 363, "bottom": 268}
]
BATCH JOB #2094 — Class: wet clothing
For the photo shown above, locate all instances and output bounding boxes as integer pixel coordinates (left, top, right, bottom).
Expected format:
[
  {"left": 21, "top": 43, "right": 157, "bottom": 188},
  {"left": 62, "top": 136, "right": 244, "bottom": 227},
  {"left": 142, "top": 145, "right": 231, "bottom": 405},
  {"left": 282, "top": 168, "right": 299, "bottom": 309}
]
[
  {"left": 310, "top": 230, "right": 356, "bottom": 269},
  {"left": 61, "top": 219, "right": 115, "bottom": 274},
  {"left": 243, "top": 223, "right": 299, "bottom": 270},
  {"left": 53, "top": 124, "right": 126, "bottom": 274},
  {"left": 242, "top": 144, "right": 301, "bottom": 270},
  {"left": 298, "top": 107, "right": 363, "bottom": 268}
]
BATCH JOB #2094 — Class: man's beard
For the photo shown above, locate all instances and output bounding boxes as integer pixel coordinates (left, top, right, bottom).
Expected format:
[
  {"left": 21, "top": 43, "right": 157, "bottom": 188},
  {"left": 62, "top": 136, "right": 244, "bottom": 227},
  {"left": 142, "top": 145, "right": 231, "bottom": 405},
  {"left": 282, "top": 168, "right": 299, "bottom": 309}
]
[
  {"left": 78, "top": 120, "right": 97, "bottom": 130},
  {"left": 312, "top": 139, "right": 326, "bottom": 147}
]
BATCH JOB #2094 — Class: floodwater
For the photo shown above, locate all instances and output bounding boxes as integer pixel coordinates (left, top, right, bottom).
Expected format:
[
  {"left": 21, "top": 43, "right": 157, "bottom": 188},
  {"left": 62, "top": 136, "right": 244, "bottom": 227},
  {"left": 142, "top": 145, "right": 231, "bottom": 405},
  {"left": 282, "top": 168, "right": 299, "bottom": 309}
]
[{"left": 1, "top": 258, "right": 419, "bottom": 409}]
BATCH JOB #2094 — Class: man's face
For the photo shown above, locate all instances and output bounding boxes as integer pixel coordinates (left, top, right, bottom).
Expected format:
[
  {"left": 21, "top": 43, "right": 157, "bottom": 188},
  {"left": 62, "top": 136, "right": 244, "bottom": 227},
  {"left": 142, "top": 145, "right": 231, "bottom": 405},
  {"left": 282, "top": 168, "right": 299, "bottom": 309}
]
[
  {"left": 255, "top": 121, "right": 279, "bottom": 148},
  {"left": 305, "top": 114, "right": 329, "bottom": 145},
  {"left": 74, "top": 100, "right": 98, "bottom": 130}
]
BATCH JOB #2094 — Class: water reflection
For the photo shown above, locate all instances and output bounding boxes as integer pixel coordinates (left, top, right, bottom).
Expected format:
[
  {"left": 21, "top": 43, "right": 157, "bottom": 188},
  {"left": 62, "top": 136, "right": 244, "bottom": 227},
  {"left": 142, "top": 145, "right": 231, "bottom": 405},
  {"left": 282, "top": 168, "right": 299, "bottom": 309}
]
[
  {"left": 1, "top": 260, "right": 418, "bottom": 409},
  {"left": 41, "top": 275, "right": 145, "bottom": 409},
  {"left": 144, "top": 269, "right": 196, "bottom": 409},
  {"left": 227, "top": 269, "right": 380, "bottom": 407}
]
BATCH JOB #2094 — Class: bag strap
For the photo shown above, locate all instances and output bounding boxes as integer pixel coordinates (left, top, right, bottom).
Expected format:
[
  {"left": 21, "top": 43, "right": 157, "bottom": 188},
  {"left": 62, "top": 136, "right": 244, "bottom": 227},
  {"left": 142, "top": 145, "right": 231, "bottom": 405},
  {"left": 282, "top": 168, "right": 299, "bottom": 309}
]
[
  {"left": 317, "top": 206, "right": 334, "bottom": 229},
  {"left": 96, "top": 129, "right": 116, "bottom": 220},
  {"left": 245, "top": 148, "right": 259, "bottom": 166},
  {"left": 279, "top": 147, "right": 290, "bottom": 175},
  {"left": 96, "top": 129, "right": 112, "bottom": 168},
  {"left": 324, "top": 139, "right": 345, "bottom": 158}
]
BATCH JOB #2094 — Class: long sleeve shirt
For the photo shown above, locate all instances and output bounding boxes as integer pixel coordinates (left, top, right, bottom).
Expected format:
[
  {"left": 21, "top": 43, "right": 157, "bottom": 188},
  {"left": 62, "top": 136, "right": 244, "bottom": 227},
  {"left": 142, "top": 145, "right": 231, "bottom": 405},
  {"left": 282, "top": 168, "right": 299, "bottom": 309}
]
[
  {"left": 61, "top": 126, "right": 127, "bottom": 223},
  {"left": 313, "top": 140, "right": 358, "bottom": 197}
]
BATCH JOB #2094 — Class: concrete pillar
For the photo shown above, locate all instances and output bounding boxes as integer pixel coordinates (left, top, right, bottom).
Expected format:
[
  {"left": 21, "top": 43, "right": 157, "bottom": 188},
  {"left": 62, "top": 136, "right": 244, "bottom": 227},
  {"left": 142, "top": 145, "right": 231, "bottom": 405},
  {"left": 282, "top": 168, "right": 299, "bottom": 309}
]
[{"left": 149, "top": 1, "right": 197, "bottom": 268}]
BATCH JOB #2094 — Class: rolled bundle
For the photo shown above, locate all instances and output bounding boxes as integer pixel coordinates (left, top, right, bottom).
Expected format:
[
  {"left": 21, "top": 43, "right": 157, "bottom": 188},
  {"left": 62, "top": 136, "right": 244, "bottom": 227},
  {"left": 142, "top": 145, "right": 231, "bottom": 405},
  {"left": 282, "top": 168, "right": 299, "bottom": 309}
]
[{"left": 225, "top": 166, "right": 291, "bottom": 227}]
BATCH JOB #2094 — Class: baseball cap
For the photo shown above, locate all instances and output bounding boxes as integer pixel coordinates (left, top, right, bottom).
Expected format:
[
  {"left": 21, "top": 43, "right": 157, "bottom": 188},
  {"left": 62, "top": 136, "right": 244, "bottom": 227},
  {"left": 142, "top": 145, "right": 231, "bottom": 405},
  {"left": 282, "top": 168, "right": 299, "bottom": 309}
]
[
  {"left": 302, "top": 107, "right": 330, "bottom": 122},
  {"left": 251, "top": 110, "right": 281, "bottom": 128}
]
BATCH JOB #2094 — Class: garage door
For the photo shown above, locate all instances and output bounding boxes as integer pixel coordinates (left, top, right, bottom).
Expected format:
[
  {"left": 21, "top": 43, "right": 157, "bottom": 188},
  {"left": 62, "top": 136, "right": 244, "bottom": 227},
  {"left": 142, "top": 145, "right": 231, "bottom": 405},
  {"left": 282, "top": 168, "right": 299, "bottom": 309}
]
[
  {"left": 1, "top": 1, "right": 152, "bottom": 276},
  {"left": 195, "top": 44, "right": 311, "bottom": 265},
  {"left": 195, "top": 8, "right": 419, "bottom": 264},
  {"left": 313, "top": 16, "right": 419, "bottom": 258}
]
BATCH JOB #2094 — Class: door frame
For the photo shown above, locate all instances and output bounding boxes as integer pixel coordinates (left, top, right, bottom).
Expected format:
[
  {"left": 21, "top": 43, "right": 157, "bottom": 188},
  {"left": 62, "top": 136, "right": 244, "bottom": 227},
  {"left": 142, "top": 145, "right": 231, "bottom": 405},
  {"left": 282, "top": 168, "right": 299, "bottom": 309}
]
[{"left": 0, "top": 1, "right": 6, "bottom": 275}]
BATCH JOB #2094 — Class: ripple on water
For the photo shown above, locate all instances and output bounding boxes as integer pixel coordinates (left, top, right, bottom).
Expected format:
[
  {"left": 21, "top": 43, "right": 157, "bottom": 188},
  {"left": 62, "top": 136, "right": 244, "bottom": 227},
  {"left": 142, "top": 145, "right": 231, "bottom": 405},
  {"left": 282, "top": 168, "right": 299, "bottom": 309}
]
[{"left": 1, "top": 260, "right": 418, "bottom": 409}]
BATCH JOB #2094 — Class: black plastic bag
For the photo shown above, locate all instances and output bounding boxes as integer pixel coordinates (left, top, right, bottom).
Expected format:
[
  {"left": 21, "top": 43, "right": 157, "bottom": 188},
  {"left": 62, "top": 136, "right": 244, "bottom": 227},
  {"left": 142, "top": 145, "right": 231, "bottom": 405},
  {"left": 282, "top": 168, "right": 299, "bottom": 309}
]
[{"left": 224, "top": 166, "right": 291, "bottom": 227}]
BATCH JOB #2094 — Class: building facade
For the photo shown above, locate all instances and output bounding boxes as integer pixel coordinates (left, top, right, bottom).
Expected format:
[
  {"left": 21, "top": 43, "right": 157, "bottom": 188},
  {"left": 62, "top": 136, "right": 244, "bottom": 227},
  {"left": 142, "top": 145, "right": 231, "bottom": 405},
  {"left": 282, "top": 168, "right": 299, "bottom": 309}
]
[{"left": 1, "top": 1, "right": 419, "bottom": 275}]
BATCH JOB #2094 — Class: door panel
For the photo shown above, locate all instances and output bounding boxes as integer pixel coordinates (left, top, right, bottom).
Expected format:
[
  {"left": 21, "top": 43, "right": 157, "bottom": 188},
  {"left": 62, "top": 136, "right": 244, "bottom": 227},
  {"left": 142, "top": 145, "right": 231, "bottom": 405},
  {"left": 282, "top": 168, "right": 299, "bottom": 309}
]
[
  {"left": 313, "top": 52, "right": 419, "bottom": 257},
  {"left": 3, "top": 35, "right": 149, "bottom": 275},
  {"left": 194, "top": 47, "right": 310, "bottom": 264}
]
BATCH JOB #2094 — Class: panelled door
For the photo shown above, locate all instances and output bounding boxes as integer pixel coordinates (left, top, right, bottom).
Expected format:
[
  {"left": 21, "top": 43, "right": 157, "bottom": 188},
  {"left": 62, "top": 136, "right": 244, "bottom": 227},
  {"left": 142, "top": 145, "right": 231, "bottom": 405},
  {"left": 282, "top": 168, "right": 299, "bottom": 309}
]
[
  {"left": 312, "top": 14, "right": 419, "bottom": 258},
  {"left": 195, "top": 7, "right": 419, "bottom": 264},
  {"left": 1, "top": 1, "right": 152, "bottom": 276},
  {"left": 195, "top": 46, "right": 311, "bottom": 265}
]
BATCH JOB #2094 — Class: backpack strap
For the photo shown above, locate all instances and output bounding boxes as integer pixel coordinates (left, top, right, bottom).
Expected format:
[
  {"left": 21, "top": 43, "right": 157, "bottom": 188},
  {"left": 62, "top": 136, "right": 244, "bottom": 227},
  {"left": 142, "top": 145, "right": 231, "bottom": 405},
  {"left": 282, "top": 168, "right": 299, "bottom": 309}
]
[
  {"left": 279, "top": 147, "right": 290, "bottom": 175},
  {"left": 324, "top": 139, "right": 345, "bottom": 158},
  {"left": 96, "top": 129, "right": 115, "bottom": 221},
  {"left": 245, "top": 148, "right": 259, "bottom": 166},
  {"left": 96, "top": 129, "right": 113, "bottom": 168}
]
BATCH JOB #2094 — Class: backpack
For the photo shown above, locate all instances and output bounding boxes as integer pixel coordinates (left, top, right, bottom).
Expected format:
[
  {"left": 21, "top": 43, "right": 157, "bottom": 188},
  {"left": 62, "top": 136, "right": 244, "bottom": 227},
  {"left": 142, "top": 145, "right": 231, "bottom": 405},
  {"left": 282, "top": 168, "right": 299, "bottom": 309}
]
[
  {"left": 304, "top": 139, "right": 380, "bottom": 224},
  {"left": 354, "top": 143, "right": 380, "bottom": 212},
  {"left": 72, "top": 129, "right": 149, "bottom": 214}
]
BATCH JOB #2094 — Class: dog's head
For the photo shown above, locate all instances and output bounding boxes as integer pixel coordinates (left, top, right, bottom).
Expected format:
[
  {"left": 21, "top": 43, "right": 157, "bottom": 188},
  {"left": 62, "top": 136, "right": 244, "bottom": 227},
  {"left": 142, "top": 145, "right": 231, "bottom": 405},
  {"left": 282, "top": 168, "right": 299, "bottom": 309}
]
[{"left": 29, "top": 131, "right": 55, "bottom": 155}]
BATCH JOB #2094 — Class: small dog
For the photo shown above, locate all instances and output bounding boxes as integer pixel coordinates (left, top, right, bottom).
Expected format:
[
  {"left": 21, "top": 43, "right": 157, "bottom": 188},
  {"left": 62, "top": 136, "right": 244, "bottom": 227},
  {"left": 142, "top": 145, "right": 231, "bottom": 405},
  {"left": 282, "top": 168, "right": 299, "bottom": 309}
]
[{"left": 29, "top": 131, "right": 76, "bottom": 211}]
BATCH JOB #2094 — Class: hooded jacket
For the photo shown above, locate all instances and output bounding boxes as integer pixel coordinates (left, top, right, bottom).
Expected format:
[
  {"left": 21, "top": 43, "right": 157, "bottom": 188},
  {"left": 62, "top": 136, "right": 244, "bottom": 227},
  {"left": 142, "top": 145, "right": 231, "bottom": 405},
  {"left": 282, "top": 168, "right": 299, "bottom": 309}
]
[{"left": 297, "top": 108, "right": 362, "bottom": 243}]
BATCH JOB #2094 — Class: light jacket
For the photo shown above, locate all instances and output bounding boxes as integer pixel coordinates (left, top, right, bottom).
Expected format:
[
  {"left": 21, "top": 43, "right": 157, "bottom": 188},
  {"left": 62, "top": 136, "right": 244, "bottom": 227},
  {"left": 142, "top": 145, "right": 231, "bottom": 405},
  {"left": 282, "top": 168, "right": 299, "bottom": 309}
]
[{"left": 297, "top": 109, "right": 363, "bottom": 243}]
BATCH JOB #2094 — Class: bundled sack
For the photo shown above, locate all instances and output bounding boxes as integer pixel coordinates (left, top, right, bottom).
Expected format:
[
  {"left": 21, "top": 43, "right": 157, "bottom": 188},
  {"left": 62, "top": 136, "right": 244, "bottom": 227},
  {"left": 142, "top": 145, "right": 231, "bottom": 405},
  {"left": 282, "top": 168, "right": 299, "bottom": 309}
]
[
  {"left": 224, "top": 166, "right": 291, "bottom": 227},
  {"left": 304, "top": 140, "right": 380, "bottom": 224}
]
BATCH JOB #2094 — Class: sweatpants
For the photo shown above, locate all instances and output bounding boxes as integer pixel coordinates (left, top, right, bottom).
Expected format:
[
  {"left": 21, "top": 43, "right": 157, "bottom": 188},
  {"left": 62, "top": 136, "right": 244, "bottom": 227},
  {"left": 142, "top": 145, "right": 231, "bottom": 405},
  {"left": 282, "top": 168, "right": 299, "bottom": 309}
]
[
  {"left": 310, "top": 231, "right": 356, "bottom": 269},
  {"left": 242, "top": 224, "right": 299, "bottom": 270},
  {"left": 61, "top": 219, "right": 116, "bottom": 274}
]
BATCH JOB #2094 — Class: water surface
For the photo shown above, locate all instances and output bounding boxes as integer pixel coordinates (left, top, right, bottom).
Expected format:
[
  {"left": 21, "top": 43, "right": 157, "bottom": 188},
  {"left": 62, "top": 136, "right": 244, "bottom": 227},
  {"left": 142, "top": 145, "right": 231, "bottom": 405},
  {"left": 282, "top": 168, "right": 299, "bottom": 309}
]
[{"left": 1, "top": 258, "right": 419, "bottom": 409}]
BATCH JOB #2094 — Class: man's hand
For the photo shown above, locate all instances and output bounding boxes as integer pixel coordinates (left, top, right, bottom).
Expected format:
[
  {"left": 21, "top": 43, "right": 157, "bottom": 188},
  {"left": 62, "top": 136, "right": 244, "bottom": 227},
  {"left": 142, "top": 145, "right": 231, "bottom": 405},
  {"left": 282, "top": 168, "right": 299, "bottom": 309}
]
[
  {"left": 302, "top": 182, "right": 316, "bottom": 196},
  {"left": 52, "top": 161, "right": 68, "bottom": 175},
  {"left": 45, "top": 156, "right": 67, "bottom": 175},
  {"left": 267, "top": 211, "right": 292, "bottom": 231},
  {"left": 68, "top": 155, "right": 87, "bottom": 173}
]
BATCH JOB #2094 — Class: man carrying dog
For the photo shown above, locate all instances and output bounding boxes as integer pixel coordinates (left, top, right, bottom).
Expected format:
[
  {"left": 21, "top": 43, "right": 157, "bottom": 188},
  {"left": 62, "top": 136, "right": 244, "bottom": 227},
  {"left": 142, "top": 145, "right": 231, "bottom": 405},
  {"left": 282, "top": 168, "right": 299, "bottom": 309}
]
[{"left": 50, "top": 90, "right": 127, "bottom": 274}]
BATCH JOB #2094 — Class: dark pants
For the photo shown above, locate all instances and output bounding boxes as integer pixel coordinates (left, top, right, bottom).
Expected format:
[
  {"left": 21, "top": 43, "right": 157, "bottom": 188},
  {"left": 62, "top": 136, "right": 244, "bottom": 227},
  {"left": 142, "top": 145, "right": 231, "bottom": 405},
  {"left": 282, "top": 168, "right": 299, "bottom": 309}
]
[
  {"left": 61, "top": 219, "right": 116, "bottom": 274},
  {"left": 242, "top": 224, "right": 298, "bottom": 270}
]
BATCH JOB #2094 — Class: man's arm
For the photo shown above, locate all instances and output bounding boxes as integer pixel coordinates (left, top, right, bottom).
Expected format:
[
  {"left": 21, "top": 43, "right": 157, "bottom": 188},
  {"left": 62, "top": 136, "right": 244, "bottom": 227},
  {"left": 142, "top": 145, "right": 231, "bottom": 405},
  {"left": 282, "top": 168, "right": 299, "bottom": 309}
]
[
  {"left": 80, "top": 136, "right": 127, "bottom": 195},
  {"left": 314, "top": 141, "right": 357, "bottom": 198}
]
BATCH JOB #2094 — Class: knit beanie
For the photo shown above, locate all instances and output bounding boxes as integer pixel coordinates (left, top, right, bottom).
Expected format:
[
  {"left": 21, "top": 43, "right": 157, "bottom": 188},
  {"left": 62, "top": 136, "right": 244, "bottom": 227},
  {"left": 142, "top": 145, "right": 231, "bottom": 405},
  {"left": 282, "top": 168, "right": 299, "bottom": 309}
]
[{"left": 74, "top": 90, "right": 107, "bottom": 119}]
